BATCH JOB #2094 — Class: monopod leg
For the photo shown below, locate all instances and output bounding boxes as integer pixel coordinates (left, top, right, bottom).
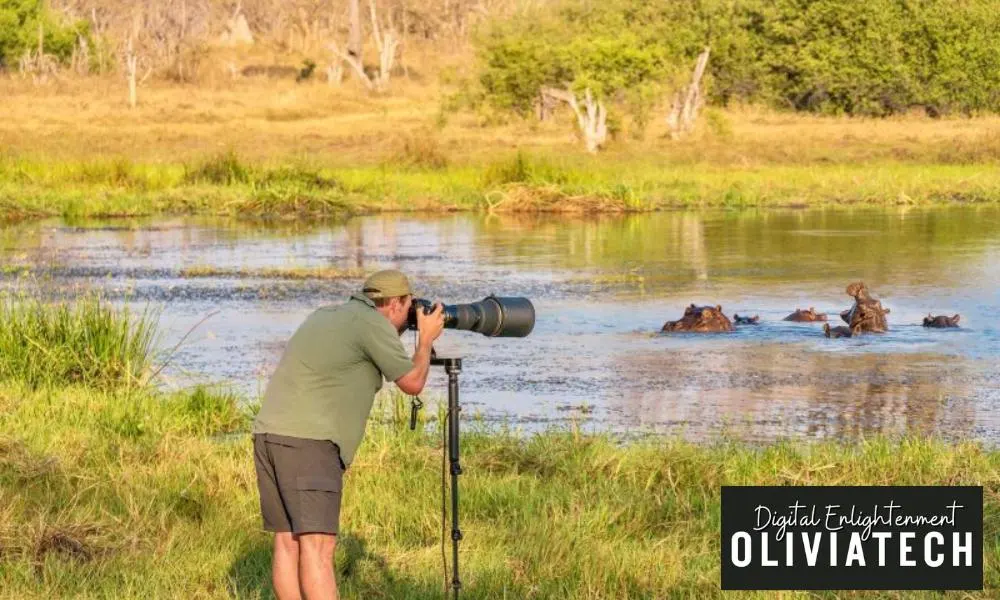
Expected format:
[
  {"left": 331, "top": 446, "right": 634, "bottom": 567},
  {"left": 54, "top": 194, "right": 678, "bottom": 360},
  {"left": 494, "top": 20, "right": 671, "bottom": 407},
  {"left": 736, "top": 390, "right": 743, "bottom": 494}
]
[{"left": 446, "top": 361, "right": 463, "bottom": 599}]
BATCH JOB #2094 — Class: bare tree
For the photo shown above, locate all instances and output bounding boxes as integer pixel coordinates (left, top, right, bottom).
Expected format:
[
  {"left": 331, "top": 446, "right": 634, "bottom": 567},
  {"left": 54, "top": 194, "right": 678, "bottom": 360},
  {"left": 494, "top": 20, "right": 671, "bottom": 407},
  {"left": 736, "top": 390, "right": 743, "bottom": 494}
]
[
  {"left": 330, "top": 0, "right": 399, "bottom": 92},
  {"left": 368, "top": 0, "right": 399, "bottom": 90},
  {"left": 666, "top": 47, "right": 710, "bottom": 140},
  {"left": 123, "top": 17, "right": 152, "bottom": 108},
  {"left": 125, "top": 34, "right": 139, "bottom": 108},
  {"left": 329, "top": 40, "right": 373, "bottom": 90},
  {"left": 70, "top": 33, "right": 91, "bottom": 75},
  {"left": 347, "top": 0, "right": 362, "bottom": 60},
  {"left": 542, "top": 86, "right": 608, "bottom": 153}
]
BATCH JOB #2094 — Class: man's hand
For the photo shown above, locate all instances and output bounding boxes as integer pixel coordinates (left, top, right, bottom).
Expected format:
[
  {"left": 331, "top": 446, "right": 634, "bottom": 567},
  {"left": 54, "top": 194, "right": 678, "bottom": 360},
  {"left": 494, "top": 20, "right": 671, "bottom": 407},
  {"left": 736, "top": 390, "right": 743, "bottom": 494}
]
[
  {"left": 396, "top": 302, "right": 444, "bottom": 396},
  {"left": 416, "top": 302, "right": 445, "bottom": 348}
]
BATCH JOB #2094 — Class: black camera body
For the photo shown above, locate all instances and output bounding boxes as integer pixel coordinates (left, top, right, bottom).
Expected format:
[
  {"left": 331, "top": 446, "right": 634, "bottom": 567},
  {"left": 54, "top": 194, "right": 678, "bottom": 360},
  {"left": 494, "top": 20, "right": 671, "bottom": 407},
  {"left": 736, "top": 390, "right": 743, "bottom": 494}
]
[{"left": 407, "top": 296, "right": 535, "bottom": 337}]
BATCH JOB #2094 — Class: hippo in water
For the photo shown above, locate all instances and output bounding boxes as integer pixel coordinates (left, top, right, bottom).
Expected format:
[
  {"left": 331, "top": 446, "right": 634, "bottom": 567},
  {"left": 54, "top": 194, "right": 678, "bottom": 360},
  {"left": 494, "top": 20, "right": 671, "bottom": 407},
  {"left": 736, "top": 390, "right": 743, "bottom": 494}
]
[
  {"left": 839, "top": 282, "right": 889, "bottom": 334},
  {"left": 662, "top": 304, "right": 733, "bottom": 332},
  {"left": 823, "top": 324, "right": 854, "bottom": 338},
  {"left": 733, "top": 314, "right": 760, "bottom": 325},
  {"left": 783, "top": 307, "right": 827, "bottom": 322},
  {"left": 923, "top": 314, "right": 960, "bottom": 328}
]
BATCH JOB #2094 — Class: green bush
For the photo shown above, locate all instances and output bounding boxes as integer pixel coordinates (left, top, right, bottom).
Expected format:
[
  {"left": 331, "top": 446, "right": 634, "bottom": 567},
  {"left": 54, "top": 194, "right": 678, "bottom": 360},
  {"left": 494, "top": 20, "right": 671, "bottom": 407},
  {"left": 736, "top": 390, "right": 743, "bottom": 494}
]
[
  {"left": 476, "top": 0, "right": 1000, "bottom": 117},
  {"left": 0, "top": 0, "right": 90, "bottom": 68},
  {"left": 478, "top": 10, "right": 665, "bottom": 119}
]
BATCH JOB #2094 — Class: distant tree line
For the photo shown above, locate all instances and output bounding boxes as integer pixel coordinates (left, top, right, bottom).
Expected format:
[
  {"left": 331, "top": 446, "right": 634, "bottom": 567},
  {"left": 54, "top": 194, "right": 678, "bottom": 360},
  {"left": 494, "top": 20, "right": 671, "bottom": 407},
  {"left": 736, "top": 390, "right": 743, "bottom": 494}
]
[{"left": 477, "top": 0, "right": 1000, "bottom": 118}]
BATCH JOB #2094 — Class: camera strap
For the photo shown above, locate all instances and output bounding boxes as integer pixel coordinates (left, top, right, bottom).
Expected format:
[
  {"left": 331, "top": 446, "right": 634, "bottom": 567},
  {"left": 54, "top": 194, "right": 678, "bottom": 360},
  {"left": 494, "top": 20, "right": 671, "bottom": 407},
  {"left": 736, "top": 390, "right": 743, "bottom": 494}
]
[{"left": 409, "top": 395, "right": 423, "bottom": 430}]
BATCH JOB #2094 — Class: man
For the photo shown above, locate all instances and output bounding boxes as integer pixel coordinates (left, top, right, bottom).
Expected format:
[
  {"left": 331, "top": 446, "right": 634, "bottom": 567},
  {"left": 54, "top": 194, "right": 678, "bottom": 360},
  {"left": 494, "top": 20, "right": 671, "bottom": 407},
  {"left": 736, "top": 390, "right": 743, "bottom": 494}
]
[{"left": 252, "top": 269, "right": 444, "bottom": 600}]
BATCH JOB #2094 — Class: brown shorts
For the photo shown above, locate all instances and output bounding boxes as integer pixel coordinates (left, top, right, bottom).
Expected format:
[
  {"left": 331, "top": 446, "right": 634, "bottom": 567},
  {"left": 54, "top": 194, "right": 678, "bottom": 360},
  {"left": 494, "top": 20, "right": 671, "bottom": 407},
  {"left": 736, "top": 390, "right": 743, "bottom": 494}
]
[{"left": 253, "top": 433, "right": 345, "bottom": 535}]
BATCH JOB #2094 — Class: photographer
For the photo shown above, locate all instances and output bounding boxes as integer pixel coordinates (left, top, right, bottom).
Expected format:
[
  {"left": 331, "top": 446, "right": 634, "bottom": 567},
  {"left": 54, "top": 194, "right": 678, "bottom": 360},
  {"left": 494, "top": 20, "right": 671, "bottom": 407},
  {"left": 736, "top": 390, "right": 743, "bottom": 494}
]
[{"left": 252, "top": 269, "right": 444, "bottom": 600}]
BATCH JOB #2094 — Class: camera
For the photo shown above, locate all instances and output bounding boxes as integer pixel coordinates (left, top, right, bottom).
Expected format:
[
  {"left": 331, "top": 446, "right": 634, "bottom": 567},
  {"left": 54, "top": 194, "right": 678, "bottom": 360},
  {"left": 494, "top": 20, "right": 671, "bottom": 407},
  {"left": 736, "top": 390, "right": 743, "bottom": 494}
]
[{"left": 407, "top": 295, "right": 535, "bottom": 337}]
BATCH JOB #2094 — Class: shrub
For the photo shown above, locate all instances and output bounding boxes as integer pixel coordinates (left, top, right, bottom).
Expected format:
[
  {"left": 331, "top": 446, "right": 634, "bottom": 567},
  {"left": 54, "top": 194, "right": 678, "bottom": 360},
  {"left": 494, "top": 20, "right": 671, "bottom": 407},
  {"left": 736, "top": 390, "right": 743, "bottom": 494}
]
[
  {"left": 0, "top": 0, "right": 90, "bottom": 68},
  {"left": 0, "top": 294, "right": 156, "bottom": 389}
]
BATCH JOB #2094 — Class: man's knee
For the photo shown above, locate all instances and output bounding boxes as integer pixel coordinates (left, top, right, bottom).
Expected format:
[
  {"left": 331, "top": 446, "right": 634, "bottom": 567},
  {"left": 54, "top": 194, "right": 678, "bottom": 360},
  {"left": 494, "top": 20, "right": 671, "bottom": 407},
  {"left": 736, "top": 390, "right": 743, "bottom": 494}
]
[
  {"left": 274, "top": 532, "right": 299, "bottom": 554},
  {"left": 298, "top": 533, "right": 336, "bottom": 561}
]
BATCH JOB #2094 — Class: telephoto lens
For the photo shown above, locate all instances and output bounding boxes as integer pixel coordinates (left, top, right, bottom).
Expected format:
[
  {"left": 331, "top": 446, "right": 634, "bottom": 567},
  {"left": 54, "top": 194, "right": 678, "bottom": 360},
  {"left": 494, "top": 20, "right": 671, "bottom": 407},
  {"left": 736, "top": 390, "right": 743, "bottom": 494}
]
[{"left": 408, "top": 296, "right": 535, "bottom": 337}]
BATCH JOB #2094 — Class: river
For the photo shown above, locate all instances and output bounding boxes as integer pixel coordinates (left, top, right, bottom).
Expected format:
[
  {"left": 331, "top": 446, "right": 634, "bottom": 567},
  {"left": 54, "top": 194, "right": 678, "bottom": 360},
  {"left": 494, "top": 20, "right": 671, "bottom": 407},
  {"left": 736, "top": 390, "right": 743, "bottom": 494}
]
[{"left": 2, "top": 206, "right": 998, "bottom": 443}]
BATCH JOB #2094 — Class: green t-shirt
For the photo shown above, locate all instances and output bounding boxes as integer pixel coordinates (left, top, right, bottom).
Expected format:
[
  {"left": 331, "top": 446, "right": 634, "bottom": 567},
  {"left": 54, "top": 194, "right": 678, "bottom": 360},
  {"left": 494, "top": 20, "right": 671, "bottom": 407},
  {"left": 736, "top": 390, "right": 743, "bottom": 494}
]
[{"left": 252, "top": 294, "right": 414, "bottom": 466}]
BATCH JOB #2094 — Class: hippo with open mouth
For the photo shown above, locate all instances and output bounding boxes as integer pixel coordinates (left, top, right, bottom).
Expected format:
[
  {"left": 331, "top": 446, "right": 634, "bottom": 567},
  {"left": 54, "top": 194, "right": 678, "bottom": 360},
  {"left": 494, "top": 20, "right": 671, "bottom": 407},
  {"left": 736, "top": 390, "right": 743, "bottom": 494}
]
[
  {"left": 839, "top": 282, "right": 889, "bottom": 334},
  {"left": 661, "top": 304, "right": 733, "bottom": 333},
  {"left": 783, "top": 307, "right": 827, "bottom": 322},
  {"left": 923, "top": 314, "right": 960, "bottom": 328}
]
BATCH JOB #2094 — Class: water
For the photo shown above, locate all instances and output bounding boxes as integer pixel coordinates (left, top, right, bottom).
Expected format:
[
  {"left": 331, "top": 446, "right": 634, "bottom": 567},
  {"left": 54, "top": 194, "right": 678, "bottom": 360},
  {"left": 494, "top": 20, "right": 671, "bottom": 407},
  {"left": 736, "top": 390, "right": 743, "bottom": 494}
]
[{"left": 2, "top": 206, "right": 999, "bottom": 443}]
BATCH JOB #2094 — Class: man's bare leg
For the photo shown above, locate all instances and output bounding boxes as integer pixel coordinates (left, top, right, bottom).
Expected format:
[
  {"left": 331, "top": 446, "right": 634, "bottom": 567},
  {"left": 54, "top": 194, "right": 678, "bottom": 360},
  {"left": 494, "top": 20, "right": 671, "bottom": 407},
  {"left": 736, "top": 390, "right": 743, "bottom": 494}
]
[
  {"left": 298, "top": 533, "right": 338, "bottom": 600},
  {"left": 272, "top": 532, "right": 302, "bottom": 600}
]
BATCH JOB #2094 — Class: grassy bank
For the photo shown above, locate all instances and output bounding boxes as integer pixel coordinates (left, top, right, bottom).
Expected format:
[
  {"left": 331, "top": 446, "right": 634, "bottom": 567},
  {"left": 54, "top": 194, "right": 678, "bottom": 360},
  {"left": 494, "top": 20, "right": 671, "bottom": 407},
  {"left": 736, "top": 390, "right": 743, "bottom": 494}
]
[
  {"left": 3, "top": 152, "right": 1000, "bottom": 221},
  {"left": 1, "top": 383, "right": 998, "bottom": 599},
  {"left": 2, "top": 79, "right": 1000, "bottom": 220}
]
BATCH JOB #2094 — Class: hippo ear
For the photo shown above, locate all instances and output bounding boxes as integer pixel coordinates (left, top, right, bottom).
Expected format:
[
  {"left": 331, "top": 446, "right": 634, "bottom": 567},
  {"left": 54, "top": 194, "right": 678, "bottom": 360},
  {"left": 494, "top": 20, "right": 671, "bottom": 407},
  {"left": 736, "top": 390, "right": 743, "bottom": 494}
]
[
  {"left": 716, "top": 305, "right": 722, "bottom": 312},
  {"left": 952, "top": 314, "right": 960, "bottom": 324}
]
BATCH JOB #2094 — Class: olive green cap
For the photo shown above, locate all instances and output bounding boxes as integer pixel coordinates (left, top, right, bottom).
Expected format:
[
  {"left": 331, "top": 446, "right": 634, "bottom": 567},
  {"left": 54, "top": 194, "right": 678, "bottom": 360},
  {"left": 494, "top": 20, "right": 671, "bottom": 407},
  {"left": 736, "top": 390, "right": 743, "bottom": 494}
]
[{"left": 362, "top": 269, "right": 413, "bottom": 299}]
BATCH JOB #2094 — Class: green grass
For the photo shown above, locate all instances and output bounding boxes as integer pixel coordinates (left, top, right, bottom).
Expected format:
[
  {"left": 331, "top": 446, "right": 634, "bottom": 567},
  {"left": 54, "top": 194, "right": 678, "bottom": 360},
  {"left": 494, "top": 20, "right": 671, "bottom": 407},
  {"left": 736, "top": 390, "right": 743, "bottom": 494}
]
[
  {"left": 2, "top": 151, "right": 1000, "bottom": 221},
  {"left": 0, "top": 384, "right": 998, "bottom": 599},
  {"left": 0, "top": 294, "right": 157, "bottom": 390},
  {"left": 0, "top": 298, "right": 996, "bottom": 598}
]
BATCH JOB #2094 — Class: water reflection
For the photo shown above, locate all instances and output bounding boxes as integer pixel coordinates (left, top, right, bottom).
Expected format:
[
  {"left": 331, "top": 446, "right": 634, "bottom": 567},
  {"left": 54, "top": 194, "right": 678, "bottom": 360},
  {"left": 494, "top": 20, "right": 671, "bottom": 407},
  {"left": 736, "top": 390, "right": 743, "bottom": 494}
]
[
  {"left": 1, "top": 206, "right": 998, "bottom": 443},
  {"left": 615, "top": 347, "right": 980, "bottom": 442}
]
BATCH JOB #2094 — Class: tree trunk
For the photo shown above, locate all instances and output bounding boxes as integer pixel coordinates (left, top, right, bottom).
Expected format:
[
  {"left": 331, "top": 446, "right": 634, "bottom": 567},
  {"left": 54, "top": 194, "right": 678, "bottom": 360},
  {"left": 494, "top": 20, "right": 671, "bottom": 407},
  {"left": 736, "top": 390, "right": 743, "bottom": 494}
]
[
  {"left": 348, "top": 0, "right": 362, "bottom": 61},
  {"left": 369, "top": 0, "right": 397, "bottom": 91},
  {"left": 127, "top": 36, "right": 138, "bottom": 109},
  {"left": 667, "top": 47, "right": 710, "bottom": 139},
  {"left": 541, "top": 87, "right": 608, "bottom": 153}
]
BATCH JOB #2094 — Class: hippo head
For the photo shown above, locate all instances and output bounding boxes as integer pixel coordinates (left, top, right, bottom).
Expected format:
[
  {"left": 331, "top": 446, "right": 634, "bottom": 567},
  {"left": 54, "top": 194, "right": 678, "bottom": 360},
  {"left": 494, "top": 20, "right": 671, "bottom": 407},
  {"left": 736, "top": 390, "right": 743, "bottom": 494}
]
[
  {"left": 784, "top": 307, "right": 828, "bottom": 322},
  {"left": 662, "top": 304, "right": 734, "bottom": 333},
  {"left": 846, "top": 282, "right": 872, "bottom": 301},
  {"left": 923, "top": 314, "right": 961, "bottom": 328},
  {"left": 840, "top": 281, "right": 889, "bottom": 333},
  {"left": 733, "top": 313, "right": 760, "bottom": 325}
]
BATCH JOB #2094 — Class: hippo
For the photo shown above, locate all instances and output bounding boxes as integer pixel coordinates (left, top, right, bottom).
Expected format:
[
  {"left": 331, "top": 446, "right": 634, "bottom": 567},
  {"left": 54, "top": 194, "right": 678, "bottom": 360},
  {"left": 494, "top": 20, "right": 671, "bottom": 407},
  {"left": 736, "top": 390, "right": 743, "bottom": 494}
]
[
  {"left": 733, "top": 314, "right": 760, "bottom": 325},
  {"left": 662, "top": 304, "right": 733, "bottom": 333},
  {"left": 839, "top": 282, "right": 889, "bottom": 334},
  {"left": 783, "top": 307, "right": 827, "bottom": 322},
  {"left": 923, "top": 314, "right": 960, "bottom": 328},
  {"left": 823, "top": 324, "right": 854, "bottom": 338}
]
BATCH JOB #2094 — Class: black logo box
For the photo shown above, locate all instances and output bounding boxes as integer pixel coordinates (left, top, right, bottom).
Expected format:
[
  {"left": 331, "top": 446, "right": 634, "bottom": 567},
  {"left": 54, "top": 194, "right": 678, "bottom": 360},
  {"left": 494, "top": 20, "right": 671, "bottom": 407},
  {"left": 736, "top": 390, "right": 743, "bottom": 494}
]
[{"left": 721, "top": 486, "right": 983, "bottom": 590}]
